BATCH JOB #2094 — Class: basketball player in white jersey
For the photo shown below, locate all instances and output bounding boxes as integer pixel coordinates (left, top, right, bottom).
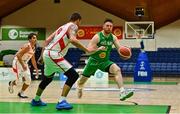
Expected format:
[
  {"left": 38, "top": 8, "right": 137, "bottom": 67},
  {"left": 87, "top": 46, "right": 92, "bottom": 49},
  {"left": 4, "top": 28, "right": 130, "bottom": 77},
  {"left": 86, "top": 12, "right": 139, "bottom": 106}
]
[
  {"left": 8, "top": 33, "right": 39, "bottom": 98},
  {"left": 31, "top": 13, "right": 105, "bottom": 110}
]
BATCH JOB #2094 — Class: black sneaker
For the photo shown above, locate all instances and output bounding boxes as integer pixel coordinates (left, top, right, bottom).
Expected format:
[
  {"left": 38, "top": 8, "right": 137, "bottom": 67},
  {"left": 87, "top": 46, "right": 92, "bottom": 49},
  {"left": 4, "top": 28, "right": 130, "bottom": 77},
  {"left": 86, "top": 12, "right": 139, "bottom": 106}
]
[{"left": 18, "top": 92, "right": 28, "bottom": 98}]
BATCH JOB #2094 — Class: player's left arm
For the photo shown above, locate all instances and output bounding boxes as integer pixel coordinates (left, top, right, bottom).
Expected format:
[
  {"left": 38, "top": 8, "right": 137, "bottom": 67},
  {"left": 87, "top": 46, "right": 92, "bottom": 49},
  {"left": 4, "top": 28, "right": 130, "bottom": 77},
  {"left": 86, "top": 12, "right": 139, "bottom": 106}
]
[
  {"left": 113, "top": 35, "right": 121, "bottom": 49},
  {"left": 68, "top": 24, "right": 90, "bottom": 53}
]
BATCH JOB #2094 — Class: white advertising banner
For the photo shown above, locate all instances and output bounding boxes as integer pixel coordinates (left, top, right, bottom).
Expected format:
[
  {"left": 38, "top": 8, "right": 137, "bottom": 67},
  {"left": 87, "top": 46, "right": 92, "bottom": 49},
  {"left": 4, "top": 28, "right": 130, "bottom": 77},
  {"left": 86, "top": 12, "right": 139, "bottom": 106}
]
[{"left": 0, "top": 67, "right": 16, "bottom": 81}]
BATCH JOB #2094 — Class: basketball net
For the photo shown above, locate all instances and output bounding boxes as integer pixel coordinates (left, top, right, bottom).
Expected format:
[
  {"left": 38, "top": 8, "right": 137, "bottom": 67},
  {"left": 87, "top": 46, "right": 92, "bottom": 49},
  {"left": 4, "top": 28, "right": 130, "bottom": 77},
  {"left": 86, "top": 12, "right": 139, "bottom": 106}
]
[{"left": 135, "top": 34, "right": 143, "bottom": 43}]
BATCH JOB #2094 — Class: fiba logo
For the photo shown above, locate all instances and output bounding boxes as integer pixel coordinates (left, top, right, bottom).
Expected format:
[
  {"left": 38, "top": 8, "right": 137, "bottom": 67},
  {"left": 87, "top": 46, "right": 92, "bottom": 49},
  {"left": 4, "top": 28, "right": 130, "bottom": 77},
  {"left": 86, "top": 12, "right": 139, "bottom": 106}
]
[
  {"left": 140, "top": 61, "right": 145, "bottom": 70},
  {"left": 8, "top": 29, "right": 18, "bottom": 39}
]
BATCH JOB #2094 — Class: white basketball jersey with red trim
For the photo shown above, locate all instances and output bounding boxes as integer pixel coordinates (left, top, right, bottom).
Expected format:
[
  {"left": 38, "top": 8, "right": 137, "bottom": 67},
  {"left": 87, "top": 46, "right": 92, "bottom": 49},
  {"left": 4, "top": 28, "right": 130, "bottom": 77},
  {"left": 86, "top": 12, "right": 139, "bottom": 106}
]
[
  {"left": 45, "top": 22, "right": 77, "bottom": 57},
  {"left": 14, "top": 43, "right": 34, "bottom": 63}
]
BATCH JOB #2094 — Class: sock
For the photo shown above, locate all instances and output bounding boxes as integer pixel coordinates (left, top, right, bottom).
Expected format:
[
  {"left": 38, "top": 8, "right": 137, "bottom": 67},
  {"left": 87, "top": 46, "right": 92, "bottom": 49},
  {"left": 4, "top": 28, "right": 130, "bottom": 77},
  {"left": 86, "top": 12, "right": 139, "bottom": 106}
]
[
  {"left": 59, "top": 96, "right": 66, "bottom": 102},
  {"left": 20, "top": 90, "right": 24, "bottom": 94},
  {"left": 34, "top": 95, "right": 40, "bottom": 101},
  {"left": 34, "top": 88, "right": 43, "bottom": 101},
  {"left": 120, "top": 87, "right": 125, "bottom": 93}
]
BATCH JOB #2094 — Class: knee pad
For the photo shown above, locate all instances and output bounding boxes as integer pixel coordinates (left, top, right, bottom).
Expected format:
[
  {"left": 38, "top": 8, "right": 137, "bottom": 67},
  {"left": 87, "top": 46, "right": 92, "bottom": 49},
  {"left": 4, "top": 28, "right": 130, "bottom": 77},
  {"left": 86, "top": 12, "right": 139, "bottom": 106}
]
[
  {"left": 39, "top": 74, "right": 54, "bottom": 90},
  {"left": 64, "top": 68, "right": 79, "bottom": 87}
]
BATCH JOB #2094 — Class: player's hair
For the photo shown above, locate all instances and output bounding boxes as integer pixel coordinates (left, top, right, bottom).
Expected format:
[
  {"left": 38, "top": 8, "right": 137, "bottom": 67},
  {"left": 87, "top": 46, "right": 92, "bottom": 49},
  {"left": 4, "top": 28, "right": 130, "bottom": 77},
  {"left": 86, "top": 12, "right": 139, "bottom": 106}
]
[
  {"left": 28, "top": 33, "right": 37, "bottom": 40},
  {"left": 104, "top": 19, "right": 113, "bottom": 24},
  {"left": 69, "top": 12, "right": 82, "bottom": 21}
]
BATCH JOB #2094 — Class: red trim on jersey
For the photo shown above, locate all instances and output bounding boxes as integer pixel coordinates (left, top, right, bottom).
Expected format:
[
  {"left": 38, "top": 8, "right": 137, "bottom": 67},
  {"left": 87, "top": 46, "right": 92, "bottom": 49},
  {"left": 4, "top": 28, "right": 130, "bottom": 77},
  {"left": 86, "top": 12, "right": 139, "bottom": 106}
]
[
  {"left": 12, "top": 67, "right": 17, "bottom": 73},
  {"left": 12, "top": 61, "right": 19, "bottom": 79},
  {"left": 53, "top": 57, "right": 64, "bottom": 63},
  {"left": 59, "top": 38, "right": 66, "bottom": 50},
  {"left": 49, "top": 30, "right": 67, "bottom": 52},
  {"left": 48, "top": 50, "right": 66, "bottom": 72}
]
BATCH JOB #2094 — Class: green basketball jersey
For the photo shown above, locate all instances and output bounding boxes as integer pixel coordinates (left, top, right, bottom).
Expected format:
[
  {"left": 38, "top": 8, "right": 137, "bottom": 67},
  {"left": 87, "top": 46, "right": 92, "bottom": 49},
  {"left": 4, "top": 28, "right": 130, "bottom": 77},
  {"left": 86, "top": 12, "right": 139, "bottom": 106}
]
[{"left": 90, "top": 31, "right": 114, "bottom": 61}]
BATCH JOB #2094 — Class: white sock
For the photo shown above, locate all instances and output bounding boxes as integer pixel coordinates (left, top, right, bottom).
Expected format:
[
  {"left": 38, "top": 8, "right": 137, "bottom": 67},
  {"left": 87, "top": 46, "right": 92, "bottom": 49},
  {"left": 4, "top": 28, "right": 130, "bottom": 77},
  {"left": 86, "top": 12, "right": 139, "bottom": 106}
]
[
  {"left": 20, "top": 90, "right": 24, "bottom": 94},
  {"left": 120, "top": 87, "right": 125, "bottom": 93},
  {"left": 59, "top": 96, "right": 66, "bottom": 102}
]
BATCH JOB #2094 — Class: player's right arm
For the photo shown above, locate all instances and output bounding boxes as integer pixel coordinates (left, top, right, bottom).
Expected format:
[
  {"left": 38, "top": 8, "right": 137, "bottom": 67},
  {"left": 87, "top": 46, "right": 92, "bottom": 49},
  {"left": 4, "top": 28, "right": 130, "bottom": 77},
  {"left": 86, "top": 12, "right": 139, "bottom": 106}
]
[
  {"left": 37, "top": 31, "right": 56, "bottom": 64},
  {"left": 44, "top": 31, "right": 56, "bottom": 47},
  {"left": 16, "top": 46, "right": 30, "bottom": 71},
  {"left": 68, "top": 24, "right": 91, "bottom": 53},
  {"left": 87, "top": 34, "right": 100, "bottom": 51},
  {"left": 87, "top": 34, "right": 106, "bottom": 54}
]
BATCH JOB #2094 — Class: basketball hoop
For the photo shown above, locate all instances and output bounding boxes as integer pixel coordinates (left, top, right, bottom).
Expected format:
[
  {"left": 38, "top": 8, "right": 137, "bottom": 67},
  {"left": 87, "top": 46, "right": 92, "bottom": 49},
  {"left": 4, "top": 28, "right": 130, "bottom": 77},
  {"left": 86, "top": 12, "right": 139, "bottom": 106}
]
[
  {"left": 125, "top": 21, "right": 156, "bottom": 51},
  {"left": 125, "top": 21, "right": 154, "bottom": 39},
  {"left": 135, "top": 34, "right": 143, "bottom": 43},
  {"left": 135, "top": 34, "right": 143, "bottom": 39}
]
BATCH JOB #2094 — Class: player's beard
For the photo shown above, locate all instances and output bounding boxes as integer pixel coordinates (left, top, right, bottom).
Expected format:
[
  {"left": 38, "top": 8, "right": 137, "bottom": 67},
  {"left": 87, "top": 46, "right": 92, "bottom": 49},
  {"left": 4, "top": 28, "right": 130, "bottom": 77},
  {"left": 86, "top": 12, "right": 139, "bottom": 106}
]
[{"left": 104, "top": 29, "right": 112, "bottom": 35}]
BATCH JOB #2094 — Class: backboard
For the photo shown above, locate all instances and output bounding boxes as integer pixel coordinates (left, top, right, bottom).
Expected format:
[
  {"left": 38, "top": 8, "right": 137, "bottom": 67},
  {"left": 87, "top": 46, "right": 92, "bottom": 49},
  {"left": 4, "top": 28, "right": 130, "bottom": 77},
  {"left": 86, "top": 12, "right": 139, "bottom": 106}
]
[{"left": 125, "top": 21, "right": 154, "bottom": 39}]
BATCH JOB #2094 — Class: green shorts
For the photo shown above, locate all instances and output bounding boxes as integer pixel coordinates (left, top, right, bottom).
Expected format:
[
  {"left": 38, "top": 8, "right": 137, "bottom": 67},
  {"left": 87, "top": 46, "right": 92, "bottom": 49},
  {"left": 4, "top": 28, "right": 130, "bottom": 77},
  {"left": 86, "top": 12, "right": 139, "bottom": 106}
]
[{"left": 82, "top": 57, "right": 114, "bottom": 77}]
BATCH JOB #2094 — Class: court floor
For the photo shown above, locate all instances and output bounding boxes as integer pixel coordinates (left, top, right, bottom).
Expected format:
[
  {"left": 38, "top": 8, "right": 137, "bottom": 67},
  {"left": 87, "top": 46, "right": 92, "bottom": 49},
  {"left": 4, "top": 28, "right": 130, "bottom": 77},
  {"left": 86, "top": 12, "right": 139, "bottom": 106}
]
[{"left": 0, "top": 77, "right": 180, "bottom": 114}]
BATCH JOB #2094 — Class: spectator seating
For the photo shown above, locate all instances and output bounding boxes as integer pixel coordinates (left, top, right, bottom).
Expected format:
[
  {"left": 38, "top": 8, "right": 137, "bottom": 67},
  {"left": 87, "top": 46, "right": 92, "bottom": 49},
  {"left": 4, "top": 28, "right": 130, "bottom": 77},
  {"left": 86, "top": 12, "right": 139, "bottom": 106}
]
[
  {"left": 110, "top": 48, "right": 180, "bottom": 76},
  {"left": 64, "top": 48, "right": 84, "bottom": 68}
]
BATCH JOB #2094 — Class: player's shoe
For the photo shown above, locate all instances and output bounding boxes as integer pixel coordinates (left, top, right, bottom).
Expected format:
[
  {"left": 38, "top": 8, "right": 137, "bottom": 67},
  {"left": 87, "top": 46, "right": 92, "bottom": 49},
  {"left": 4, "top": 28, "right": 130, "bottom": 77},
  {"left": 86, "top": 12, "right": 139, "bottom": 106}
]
[
  {"left": 17, "top": 92, "right": 28, "bottom": 98},
  {"left": 31, "top": 99, "right": 47, "bottom": 106},
  {"left": 120, "top": 90, "right": 134, "bottom": 101},
  {"left": 8, "top": 81, "right": 14, "bottom": 94},
  {"left": 77, "top": 88, "right": 83, "bottom": 98},
  {"left": 56, "top": 100, "right": 73, "bottom": 110}
]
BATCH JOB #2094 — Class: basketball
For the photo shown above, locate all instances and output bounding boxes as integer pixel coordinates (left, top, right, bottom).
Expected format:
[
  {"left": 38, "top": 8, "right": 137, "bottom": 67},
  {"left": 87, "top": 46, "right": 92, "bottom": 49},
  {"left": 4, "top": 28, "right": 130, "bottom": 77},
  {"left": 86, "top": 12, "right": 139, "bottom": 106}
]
[{"left": 118, "top": 46, "right": 132, "bottom": 59}]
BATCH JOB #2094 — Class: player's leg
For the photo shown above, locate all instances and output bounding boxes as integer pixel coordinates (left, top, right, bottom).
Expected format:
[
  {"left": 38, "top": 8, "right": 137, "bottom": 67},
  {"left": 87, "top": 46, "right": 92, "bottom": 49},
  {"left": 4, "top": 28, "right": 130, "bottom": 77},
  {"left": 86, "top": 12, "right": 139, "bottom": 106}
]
[
  {"left": 56, "top": 67, "right": 79, "bottom": 110},
  {"left": 77, "top": 58, "right": 98, "bottom": 98},
  {"left": 31, "top": 74, "right": 54, "bottom": 106},
  {"left": 8, "top": 60, "right": 18, "bottom": 94},
  {"left": 108, "top": 63, "right": 133, "bottom": 101},
  {"left": 17, "top": 69, "right": 31, "bottom": 98},
  {"left": 8, "top": 80, "right": 16, "bottom": 94},
  {"left": 77, "top": 75, "right": 89, "bottom": 98},
  {"left": 107, "top": 63, "right": 124, "bottom": 88},
  {"left": 31, "top": 55, "right": 56, "bottom": 106}
]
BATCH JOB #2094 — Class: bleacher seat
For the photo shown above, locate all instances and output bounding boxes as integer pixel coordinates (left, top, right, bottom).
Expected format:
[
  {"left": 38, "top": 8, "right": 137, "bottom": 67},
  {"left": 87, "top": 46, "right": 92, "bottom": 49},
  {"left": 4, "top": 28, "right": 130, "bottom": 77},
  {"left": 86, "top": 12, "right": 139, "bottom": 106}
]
[{"left": 110, "top": 48, "right": 180, "bottom": 76}]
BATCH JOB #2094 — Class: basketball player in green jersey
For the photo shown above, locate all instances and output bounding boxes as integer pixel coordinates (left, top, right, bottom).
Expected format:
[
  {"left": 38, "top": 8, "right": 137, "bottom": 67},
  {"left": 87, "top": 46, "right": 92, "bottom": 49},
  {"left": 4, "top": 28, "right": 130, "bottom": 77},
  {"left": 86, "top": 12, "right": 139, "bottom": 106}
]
[{"left": 77, "top": 19, "right": 133, "bottom": 101}]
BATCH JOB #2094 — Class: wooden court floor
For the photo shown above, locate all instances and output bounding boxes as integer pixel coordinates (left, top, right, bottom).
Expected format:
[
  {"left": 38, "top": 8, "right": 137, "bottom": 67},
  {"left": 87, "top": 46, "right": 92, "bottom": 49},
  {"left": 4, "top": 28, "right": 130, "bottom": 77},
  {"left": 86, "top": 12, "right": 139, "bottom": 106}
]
[{"left": 0, "top": 77, "right": 180, "bottom": 114}]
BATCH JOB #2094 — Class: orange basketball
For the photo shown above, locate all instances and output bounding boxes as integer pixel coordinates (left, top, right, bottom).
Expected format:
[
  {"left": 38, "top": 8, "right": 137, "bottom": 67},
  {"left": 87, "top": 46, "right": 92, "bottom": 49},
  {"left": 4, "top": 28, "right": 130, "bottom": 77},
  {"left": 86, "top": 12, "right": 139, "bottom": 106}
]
[{"left": 118, "top": 46, "right": 132, "bottom": 59}]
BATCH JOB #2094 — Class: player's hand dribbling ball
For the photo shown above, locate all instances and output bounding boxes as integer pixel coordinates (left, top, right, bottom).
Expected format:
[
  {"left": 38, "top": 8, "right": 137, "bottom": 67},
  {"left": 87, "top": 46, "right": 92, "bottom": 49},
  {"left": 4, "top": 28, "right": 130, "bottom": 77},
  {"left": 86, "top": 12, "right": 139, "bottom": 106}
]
[{"left": 118, "top": 46, "right": 132, "bottom": 60}]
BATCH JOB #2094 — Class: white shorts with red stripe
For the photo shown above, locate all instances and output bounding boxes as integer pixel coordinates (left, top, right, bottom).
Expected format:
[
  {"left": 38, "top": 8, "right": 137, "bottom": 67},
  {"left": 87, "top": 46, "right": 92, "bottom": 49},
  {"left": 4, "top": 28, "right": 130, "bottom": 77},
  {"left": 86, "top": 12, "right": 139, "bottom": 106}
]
[
  {"left": 12, "top": 59, "right": 31, "bottom": 83},
  {"left": 43, "top": 50, "right": 72, "bottom": 76}
]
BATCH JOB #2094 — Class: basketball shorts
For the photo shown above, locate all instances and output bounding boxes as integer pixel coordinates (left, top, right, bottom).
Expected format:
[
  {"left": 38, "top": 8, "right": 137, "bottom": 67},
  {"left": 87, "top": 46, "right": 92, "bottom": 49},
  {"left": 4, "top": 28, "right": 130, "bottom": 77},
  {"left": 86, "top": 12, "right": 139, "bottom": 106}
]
[
  {"left": 82, "top": 57, "right": 114, "bottom": 77},
  {"left": 43, "top": 50, "right": 72, "bottom": 77},
  {"left": 12, "top": 59, "right": 31, "bottom": 82}
]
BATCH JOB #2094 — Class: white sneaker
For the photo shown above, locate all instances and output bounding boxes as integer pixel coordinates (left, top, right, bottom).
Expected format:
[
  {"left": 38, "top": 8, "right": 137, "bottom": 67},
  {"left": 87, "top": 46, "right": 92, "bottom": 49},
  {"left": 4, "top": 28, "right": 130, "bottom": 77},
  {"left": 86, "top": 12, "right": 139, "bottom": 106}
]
[
  {"left": 8, "top": 81, "right": 14, "bottom": 94},
  {"left": 120, "top": 90, "right": 134, "bottom": 101},
  {"left": 18, "top": 92, "right": 28, "bottom": 98}
]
